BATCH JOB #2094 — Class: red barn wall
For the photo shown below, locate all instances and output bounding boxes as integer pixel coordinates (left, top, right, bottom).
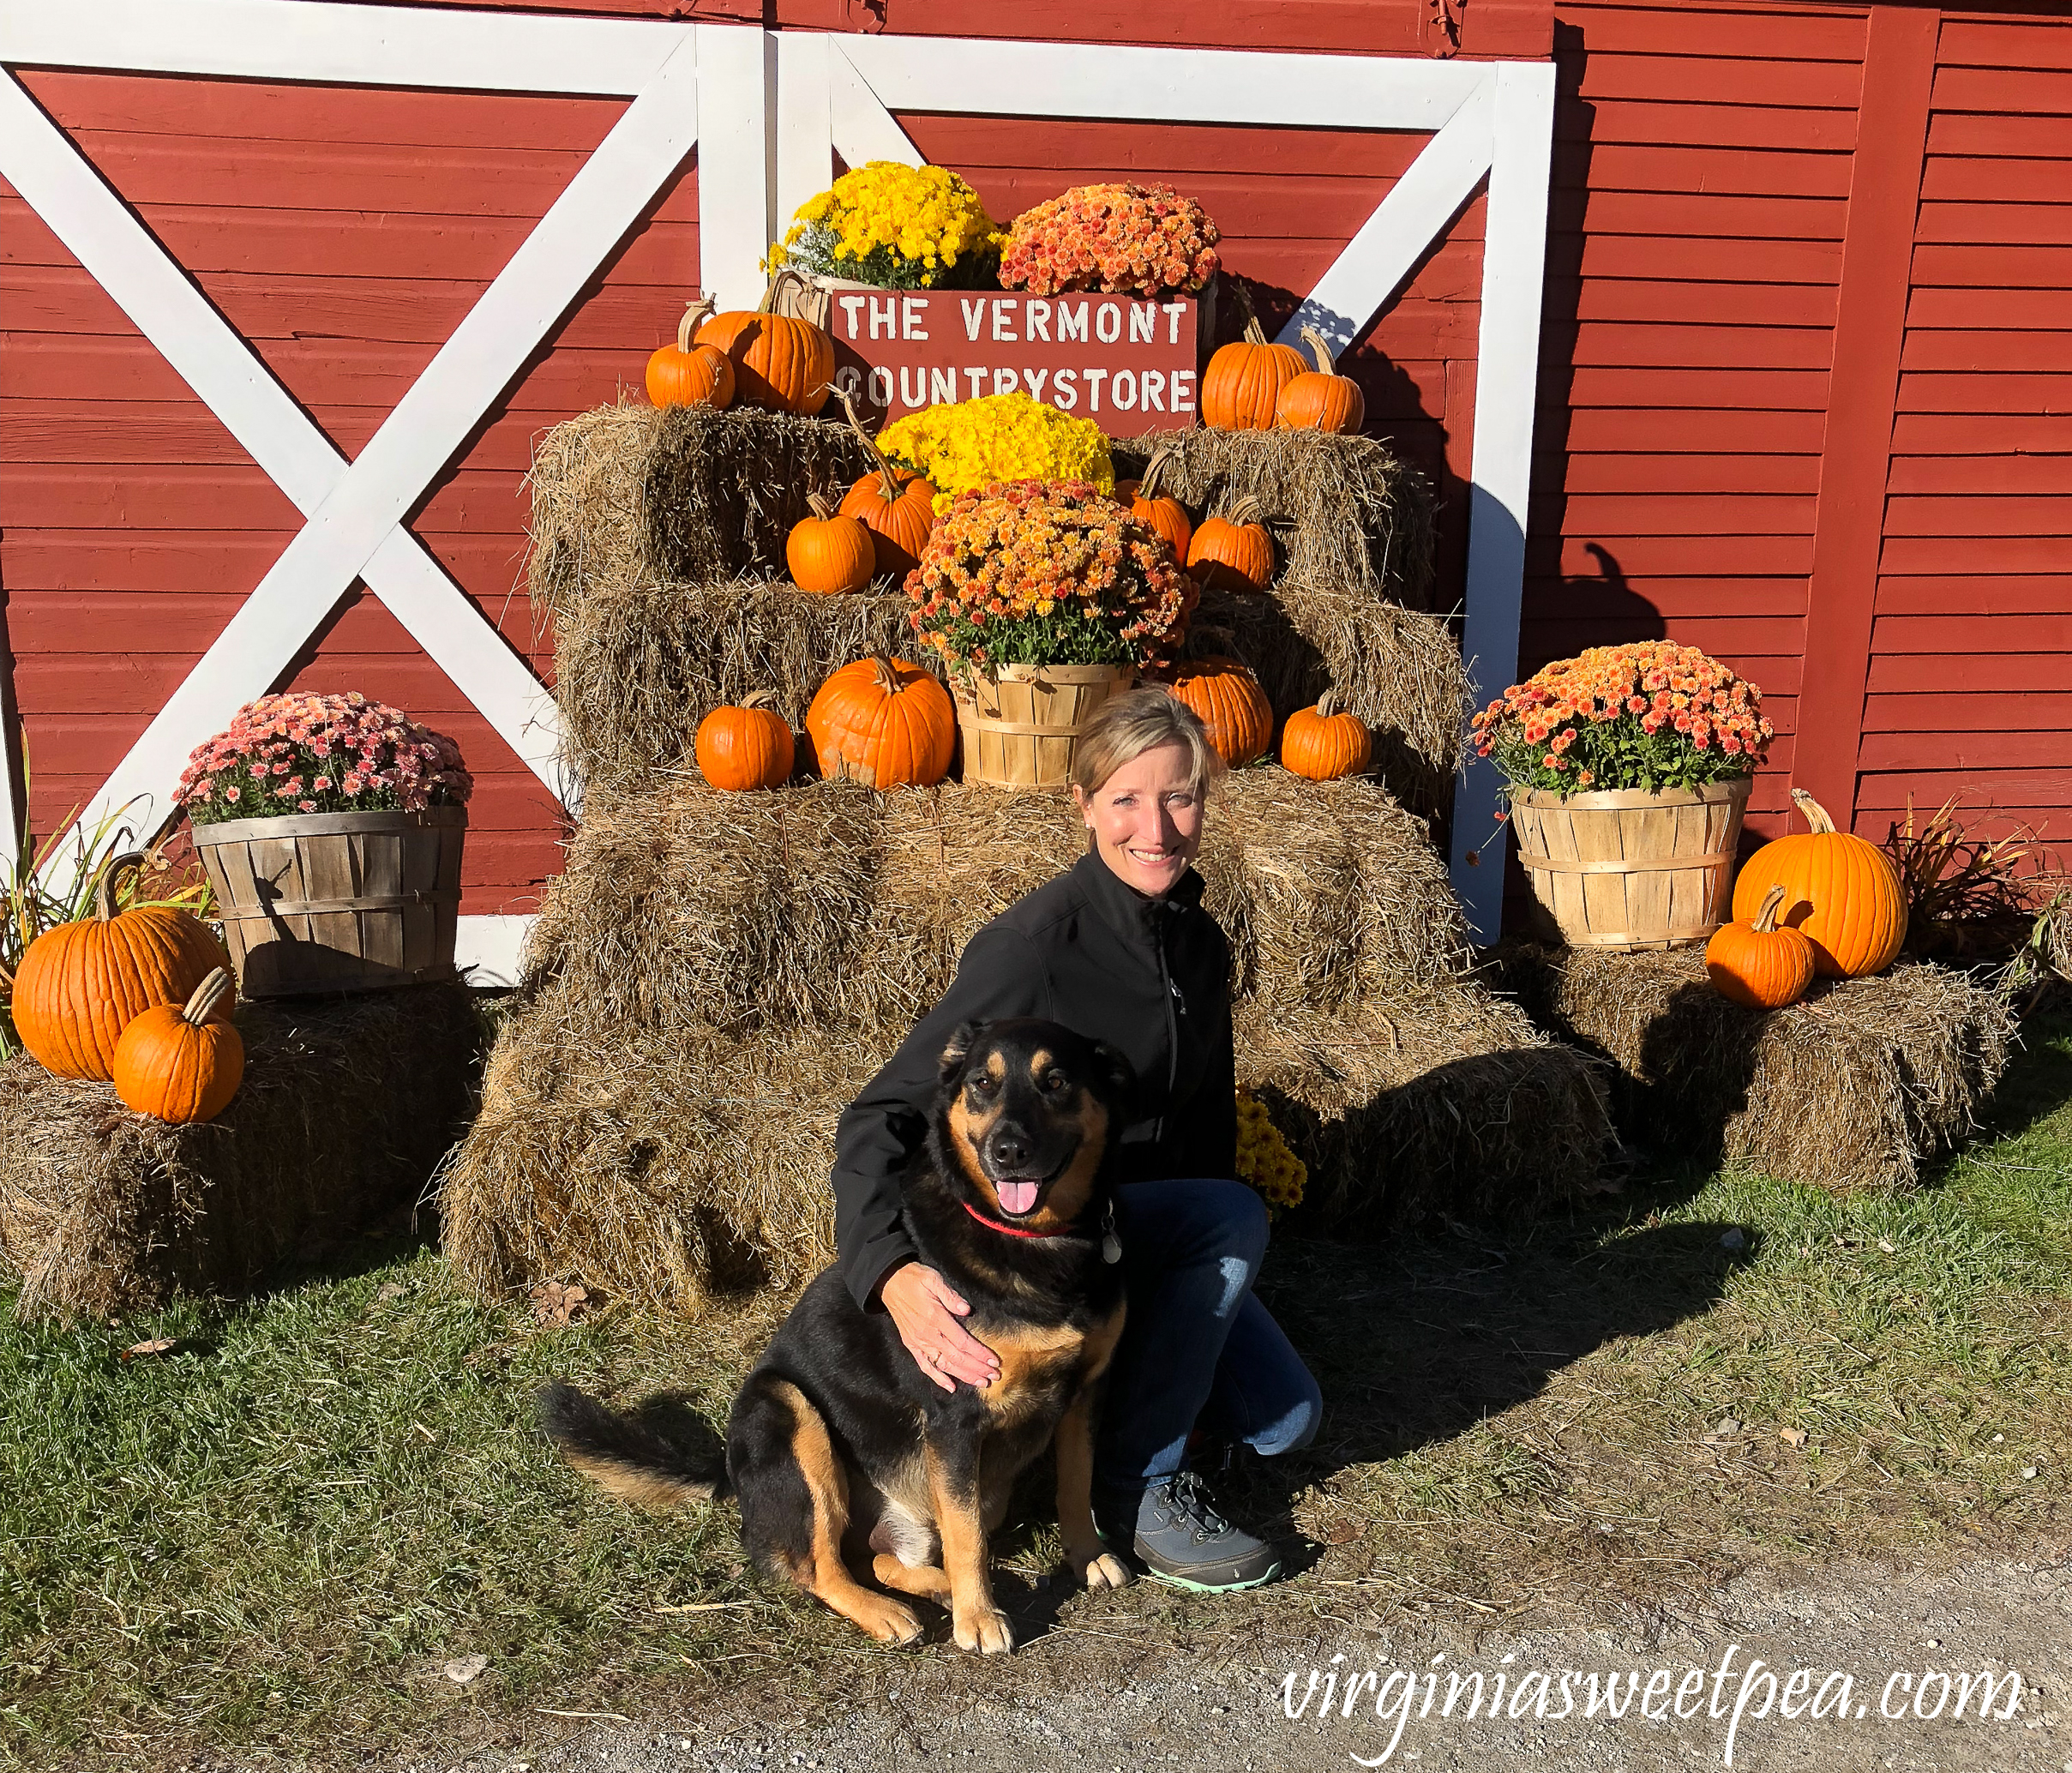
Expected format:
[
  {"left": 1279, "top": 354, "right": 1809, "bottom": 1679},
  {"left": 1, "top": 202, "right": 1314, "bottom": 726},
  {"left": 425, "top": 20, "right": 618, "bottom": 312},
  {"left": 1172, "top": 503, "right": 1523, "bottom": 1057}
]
[{"left": 3, "top": 0, "right": 2066, "bottom": 935}]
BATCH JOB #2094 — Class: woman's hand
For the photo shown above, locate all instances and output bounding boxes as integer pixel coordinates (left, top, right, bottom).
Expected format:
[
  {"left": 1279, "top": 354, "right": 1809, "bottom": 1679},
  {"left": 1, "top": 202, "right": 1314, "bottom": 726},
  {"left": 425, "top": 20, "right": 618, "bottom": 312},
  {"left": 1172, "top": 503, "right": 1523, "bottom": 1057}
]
[{"left": 880, "top": 1261, "right": 1000, "bottom": 1393}]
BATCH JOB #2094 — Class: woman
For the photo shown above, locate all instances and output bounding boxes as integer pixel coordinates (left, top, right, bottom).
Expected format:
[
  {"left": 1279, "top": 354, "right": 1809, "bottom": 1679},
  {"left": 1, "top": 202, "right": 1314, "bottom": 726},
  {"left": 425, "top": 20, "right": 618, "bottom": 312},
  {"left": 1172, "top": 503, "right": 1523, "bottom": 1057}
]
[{"left": 831, "top": 689, "right": 1321, "bottom": 1591}]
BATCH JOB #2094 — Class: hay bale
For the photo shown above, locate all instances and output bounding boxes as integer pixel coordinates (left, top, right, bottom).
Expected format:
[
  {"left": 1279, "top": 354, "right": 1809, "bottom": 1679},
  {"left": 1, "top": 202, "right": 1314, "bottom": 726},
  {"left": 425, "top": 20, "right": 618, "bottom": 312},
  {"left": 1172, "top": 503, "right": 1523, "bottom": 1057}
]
[
  {"left": 437, "top": 994, "right": 874, "bottom": 1315},
  {"left": 521, "top": 770, "right": 1472, "bottom": 1043},
  {"left": 0, "top": 983, "right": 482, "bottom": 1323},
  {"left": 1486, "top": 944, "right": 2016, "bottom": 1192},
  {"left": 1239, "top": 989, "right": 1613, "bottom": 1236},
  {"left": 529, "top": 405, "right": 1459, "bottom": 810}
]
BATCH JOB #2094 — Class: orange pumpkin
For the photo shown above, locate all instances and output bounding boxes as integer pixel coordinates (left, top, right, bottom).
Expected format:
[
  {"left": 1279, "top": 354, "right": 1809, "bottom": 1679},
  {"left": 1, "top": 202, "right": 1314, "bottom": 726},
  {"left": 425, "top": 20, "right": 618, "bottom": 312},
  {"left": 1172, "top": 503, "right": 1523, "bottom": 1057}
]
[
  {"left": 805, "top": 655, "right": 955, "bottom": 790},
  {"left": 1200, "top": 281, "right": 1309, "bottom": 431},
  {"left": 695, "top": 691, "right": 795, "bottom": 791},
  {"left": 1280, "top": 689, "right": 1372, "bottom": 781},
  {"left": 112, "top": 966, "right": 244, "bottom": 1124},
  {"left": 833, "top": 387, "right": 937, "bottom": 577},
  {"left": 1274, "top": 327, "right": 1365, "bottom": 435},
  {"left": 1186, "top": 497, "right": 1274, "bottom": 594},
  {"left": 12, "top": 853, "right": 231, "bottom": 1081},
  {"left": 1169, "top": 657, "right": 1273, "bottom": 766},
  {"left": 787, "top": 493, "right": 876, "bottom": 594},
  {"left": 1706, "top": 883, "right": 1817, "bottom": 1010},
  {"left": 698, "top": 270, "right": 836, "bottom": 417},
  {"left": 1731, "top": 787, "right": 1907, "bottom": 978},
  {"left": 644, "top": 296, "right": 736, "bottom": 411},
  {"left": 1114, "top": 447, "right": 1192, "bottom": 561}
]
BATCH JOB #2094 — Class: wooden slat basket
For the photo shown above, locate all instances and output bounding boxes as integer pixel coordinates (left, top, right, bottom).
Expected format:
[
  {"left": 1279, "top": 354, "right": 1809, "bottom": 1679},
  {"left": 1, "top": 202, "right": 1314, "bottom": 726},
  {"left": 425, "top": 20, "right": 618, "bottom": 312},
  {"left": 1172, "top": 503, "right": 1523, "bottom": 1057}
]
[
  {"left": 192, "top": 807, "right": 465, "bottom": 997},
  {"left": 1509, "top": 778, "right": 1751, "bottom": 952},
  {"left": 953, "top": 664, "right": 1135, "bottom": 791}
]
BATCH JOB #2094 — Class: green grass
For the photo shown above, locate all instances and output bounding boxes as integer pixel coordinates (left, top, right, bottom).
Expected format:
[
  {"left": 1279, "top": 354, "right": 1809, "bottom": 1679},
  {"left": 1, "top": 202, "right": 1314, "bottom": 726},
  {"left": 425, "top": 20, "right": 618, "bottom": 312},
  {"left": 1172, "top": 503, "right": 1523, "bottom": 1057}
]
[{"left": 3, "top": 1010, "right": 2069, "bottom": 1770}]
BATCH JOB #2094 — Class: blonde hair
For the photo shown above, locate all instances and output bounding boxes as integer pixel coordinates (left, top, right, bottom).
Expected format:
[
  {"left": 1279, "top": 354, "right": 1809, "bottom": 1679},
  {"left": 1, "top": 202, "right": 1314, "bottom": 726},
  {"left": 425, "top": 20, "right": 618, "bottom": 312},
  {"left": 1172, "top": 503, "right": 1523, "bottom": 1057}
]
[{"left": 1069, "top": 688, "right": 1225, "bottom": 800}]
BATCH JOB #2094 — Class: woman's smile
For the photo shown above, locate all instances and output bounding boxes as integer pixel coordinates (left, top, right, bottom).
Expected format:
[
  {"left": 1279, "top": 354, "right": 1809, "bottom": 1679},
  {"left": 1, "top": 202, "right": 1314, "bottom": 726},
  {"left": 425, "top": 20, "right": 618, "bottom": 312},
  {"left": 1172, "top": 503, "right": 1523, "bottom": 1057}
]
[{"left": 1073, "top": 738, "right": 1204, "bottom": 898}]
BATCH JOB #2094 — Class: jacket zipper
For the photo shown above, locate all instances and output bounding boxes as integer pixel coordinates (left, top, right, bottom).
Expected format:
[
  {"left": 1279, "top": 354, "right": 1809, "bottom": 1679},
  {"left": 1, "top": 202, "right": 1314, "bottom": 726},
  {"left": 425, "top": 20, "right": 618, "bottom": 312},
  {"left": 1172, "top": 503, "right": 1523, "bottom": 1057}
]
[{"left": 1155, "top": 918, "right": 1181, "bottom": 1142}]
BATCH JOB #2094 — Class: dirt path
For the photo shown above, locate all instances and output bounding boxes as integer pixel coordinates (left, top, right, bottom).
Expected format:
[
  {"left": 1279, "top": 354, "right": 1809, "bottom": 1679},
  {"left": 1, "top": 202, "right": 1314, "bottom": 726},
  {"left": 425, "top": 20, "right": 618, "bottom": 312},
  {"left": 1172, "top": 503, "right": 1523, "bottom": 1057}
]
[{"left": 342, "top": 1549, "right": 2069, "bottom": 1773}]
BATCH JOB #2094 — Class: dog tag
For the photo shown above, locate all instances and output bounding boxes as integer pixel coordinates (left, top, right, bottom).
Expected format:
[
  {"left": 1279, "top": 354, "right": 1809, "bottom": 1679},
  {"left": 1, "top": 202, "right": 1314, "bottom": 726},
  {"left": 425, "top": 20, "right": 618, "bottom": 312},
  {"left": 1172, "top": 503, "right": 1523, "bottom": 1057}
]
[{"left": 1101, "top": 1200, "right": 1121, "bottom": 1265}]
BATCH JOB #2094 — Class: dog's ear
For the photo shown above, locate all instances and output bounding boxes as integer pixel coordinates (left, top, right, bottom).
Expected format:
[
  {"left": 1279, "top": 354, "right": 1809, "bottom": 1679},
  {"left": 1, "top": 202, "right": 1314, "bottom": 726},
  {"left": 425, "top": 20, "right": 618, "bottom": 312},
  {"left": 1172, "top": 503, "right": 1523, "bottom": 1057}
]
[
  {"left": 1090, "top": 1040, "right": 1136, "bottom": 1102},
  {"left": 938, "top": 1019, "right": 987, "bottom": 1085}
]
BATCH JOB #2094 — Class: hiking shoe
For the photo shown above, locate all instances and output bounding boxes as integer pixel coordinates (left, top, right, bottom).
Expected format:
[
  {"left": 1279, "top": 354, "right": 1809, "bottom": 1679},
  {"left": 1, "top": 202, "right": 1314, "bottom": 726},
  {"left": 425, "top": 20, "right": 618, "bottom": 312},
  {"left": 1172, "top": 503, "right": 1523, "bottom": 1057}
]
[{"left": 1099, "top": 1470, "right": 1282, "bottom": 1592}]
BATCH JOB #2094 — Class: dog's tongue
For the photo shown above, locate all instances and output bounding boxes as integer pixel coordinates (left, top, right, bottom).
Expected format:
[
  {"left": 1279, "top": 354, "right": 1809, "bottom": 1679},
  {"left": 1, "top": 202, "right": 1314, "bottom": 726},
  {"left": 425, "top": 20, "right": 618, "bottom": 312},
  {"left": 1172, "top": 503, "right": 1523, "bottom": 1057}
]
[{"left": 997, "top": 1178, "right": 1040, "bottom": 1217}]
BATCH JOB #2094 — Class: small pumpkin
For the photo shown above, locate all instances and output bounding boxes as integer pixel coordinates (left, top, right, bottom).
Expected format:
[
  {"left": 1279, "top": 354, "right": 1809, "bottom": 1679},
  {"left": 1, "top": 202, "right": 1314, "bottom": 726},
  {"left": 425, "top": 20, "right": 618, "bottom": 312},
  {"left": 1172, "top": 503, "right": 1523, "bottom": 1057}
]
[
  {"left": 12, "top": 852, "right": 231, "bottom": 1081},
  {"left": 1731, "top": 787, "right": 1907, "bottom": 978},
  {"left": 787, "top": 493, "right": 876, "bottom": 595},
  {"left": 805, "top": 654, "right": 955, "bottom": 790},
  {"left": 1706, "top": 883, "right": 1817, "bottom": 1011},
  {"left": 1186, "top": 496, "right": 1274, "bottom": 594},
  {"left": 1168, "top": 657, "right": 1273, "bottom": 767},
  {"left": 1114, "top": 446, "right": 1192, "bottom": 561},
  {"left": 112, "top": 966, "right": 244, "bottom": 1124},
  {"left": 1274, "top": 327, "right": 1365, "bottom": 435},
  {"left": 644, "top": 295, "right": 736, "bottom": 411},
  {"left": 698, "top": 269, "right": 836, "bottom": 417},
  {"left": 1200, "top": 280, "right": 1309, "bottom": 432},
  {"left": 696, "top": 690, "right": 795, "bottom": 791},
  {"left": 1280, "top": 688, "right": 1372, "bottom": 781},
  {"left": 833, "top": 387, "right": 937, "bottom": 577}
]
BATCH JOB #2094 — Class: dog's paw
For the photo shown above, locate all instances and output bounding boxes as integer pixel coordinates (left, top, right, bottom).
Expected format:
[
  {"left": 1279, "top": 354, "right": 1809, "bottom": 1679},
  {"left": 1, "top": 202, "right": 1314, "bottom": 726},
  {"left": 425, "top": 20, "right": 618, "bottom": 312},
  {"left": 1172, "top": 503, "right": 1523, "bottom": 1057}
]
[
  {"left": 856, "top": 1596, "right": 923, "bottom": 1647},
  {"left": 953, "top": 1606, "right": 1015, "bottom": 1655},
  {"left": 1078, "top": 1550, "right": 1135, "bottom": 1592}
]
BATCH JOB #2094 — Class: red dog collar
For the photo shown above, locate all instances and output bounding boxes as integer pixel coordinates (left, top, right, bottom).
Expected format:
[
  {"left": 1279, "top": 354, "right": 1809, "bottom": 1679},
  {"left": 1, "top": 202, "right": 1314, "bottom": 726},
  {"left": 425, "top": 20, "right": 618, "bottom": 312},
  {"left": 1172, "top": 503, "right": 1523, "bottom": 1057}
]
[
  {"left": 960, "top": 1198, "right": 1123, "bottom": 1265},
  {"left": 961, "top": 1199, "right": 1063, "bottom": 1239}
]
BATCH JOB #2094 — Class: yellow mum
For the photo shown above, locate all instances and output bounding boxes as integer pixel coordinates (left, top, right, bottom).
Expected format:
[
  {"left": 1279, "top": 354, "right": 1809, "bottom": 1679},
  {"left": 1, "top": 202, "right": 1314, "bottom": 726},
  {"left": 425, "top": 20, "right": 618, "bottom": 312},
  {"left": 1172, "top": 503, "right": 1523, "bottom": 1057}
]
[
  {"left": 768, "top": 161, "right": 1002, "bottom": 286},
  {"left": 879, "top": 393, "right": 1114, "bottom": 510},
  {"left": 1234, "top": 1091, "right": 1306, "bottom": 1216}
]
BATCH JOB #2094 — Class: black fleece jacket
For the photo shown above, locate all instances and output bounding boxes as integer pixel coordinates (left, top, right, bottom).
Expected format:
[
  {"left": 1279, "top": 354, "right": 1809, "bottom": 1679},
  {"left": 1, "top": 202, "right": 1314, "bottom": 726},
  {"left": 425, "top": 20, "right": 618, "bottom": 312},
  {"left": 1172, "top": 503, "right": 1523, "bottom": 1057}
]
[{"left": 832, "top": 848, "right": 1239, "bottom": 1309}]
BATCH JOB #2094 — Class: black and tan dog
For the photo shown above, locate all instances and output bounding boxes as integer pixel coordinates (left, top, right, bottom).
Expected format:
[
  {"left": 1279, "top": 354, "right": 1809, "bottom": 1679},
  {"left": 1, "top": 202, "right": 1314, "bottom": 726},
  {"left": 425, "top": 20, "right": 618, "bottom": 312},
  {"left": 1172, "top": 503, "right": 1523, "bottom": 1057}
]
[{"left": 538, "top": 1018, "right": 1136, "bottom": 1654}]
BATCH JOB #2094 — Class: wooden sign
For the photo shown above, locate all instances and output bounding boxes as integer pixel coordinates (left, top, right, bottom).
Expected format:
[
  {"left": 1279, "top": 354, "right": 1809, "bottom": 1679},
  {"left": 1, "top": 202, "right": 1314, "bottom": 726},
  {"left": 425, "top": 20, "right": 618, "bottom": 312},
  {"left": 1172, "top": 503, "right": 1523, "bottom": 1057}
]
[{"left": 823, "top": 290, "right": 1201, "bottom": 437}]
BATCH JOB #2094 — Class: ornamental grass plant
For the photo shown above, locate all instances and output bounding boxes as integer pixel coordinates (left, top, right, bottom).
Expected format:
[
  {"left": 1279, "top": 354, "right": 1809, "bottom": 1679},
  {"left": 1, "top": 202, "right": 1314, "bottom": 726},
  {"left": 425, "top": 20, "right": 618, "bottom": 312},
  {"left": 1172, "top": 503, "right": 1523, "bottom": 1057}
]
[
  {"left": 904, "top": 479, "right": 1196, "bottom": 673},
  {"left": 1470, "top": 640, "right": 1775, "bottom": 797},
  {"left": 769, "top": 161, "right": 1004, "bottom": 291}
]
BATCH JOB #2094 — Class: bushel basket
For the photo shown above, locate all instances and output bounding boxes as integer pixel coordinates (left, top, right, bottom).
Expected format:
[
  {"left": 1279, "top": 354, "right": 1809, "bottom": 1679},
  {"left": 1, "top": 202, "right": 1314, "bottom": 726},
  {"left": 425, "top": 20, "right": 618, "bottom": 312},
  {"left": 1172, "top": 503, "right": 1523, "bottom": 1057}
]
[
  {"left": 952, "top": 663, "right": 1134, "bottom": 791},
  {"left": 192, "top": 807, "right": 465, "bottom": 996},
  {"left": 1509, "top": 778, "right": 1751, "bottom": 952}
]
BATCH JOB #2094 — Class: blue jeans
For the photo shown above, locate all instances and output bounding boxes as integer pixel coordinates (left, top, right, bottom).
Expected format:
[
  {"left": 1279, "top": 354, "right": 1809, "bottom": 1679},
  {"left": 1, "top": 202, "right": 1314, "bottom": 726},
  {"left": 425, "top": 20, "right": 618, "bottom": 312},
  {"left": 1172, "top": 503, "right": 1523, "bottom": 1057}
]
[{"left": 1093, "top": 1177, "right": 1322, "bottom": 1498}]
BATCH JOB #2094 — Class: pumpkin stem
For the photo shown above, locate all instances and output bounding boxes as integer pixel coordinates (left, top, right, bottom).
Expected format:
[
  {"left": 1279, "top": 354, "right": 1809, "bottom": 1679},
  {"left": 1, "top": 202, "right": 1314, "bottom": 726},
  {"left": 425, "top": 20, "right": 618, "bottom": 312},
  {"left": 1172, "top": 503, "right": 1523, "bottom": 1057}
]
[
  {"left": 833, "top": 383, "right": 904, "bottom": 502},
  {"left": 1225, "top": 495, "right": 1264, "bottom": 526},
  {"left": 1318, "top": 688, "right": 1340, "bottom": 719},
  {"left": 1298, "top": 326, "right": 1337, "bottom": 375},
  {"left": 760, "top": 267, "right": 830, "bottom": 328},
  {"left": 1228, "top": 277, "right": 1267, "bottom": 347},
  {"left": 182, "top": 966, "right": 235, "bottom": 1027},
  {"left": 1789, "top": 786, "right": 1839, "bottom": 835},
  {"left": 676, "top": 294, "right": 715, "bottom": 354},
  {"left": 1751, "top": 881, "right": 1788, "bottom": 935},
  {"left": 869, "top": 653, "right": 901, "bottom": 695},
  {"left": 94, "top": 850, "right": 147, "bottom": 922},
  {"left": 741, "top": 689, "right": 779, "bottom": 712},
  {"left": 1139, "top": 445, "right": 1175, "bottom": 502},
  {"left": 805, "top": 491, "right": 837, "bottom": 521}
]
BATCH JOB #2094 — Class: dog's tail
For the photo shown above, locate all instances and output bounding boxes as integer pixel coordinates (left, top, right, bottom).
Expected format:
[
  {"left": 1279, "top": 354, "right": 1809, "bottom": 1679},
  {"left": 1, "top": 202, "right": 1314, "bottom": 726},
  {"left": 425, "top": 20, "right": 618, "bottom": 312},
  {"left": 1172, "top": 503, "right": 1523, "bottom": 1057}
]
[{"left": 535, "top": 1382, "right": 730, "bottom": 1507}]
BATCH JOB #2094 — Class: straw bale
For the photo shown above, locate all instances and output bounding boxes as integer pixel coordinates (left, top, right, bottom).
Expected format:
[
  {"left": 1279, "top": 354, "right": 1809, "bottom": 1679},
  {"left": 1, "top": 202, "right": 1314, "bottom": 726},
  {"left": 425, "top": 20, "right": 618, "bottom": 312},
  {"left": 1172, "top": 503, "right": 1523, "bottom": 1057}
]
[
  {"left": 1238, "top": 989, "right": 1613, "bottom": 1237},
  {"left": 1486, "top": 944, "right": 2015, "bottom": 1192},
  {"left": 530, "top": 405, "right": 1460, "bottom": 810},
  {"left": 436, "top": 994, "right": 873, "bottom": 1315},
  {"left": 521, "top": 770, "right": 1470, "bottom": 1043},
  {"left": 0, "top": 983, "right": 481, "bottom": 1324}
]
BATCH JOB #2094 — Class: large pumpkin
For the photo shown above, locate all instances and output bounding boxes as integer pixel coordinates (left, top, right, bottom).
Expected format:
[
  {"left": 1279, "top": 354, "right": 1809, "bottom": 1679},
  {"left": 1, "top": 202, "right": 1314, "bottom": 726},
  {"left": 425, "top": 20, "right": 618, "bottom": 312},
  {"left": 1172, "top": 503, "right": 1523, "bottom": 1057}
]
[
  {"left": 1281, "top": 689, "right": 1371, "bottom": 781},
  {"left": 1186, "top": 497, "right": 1274, "bottom": 594},
  {"left": 645, "top": 296, "right": 736, "bottom": 411},
  {"left": 1114, "top": 447, "right": 1192, "bottom": 561},
  {"left": 833, "top": 388, "right": 937, "bottom": 576},
  {"left": 1730, "top": 787, "right": 1907, "bottom": 978},
  {"left": 696, "top": 691, "right": 795, "bottom": 791},
  {"left": 1168, "top": 657, "right": 1273, "bottom": 766},
  {"left": 1275, "top": 328, "right": 1365, "bottom": 435},
  {"left": 1706, "top": 883, "right": 1816, "bottom": 1010},
  {"left": 113, "top": 966, "right": 244, "bottom": 1124},
  {"left": 1200, "top": 281, "right": 1309, "bottom": 432},
  {"left": 806, "top": 655, "right": 955, "bottom": 789},
  {"left": 699, "top": 270, "right": 836, "bottom": 417},
  {"left": 12, "top": 853, "right": 231, "bottom": 1081}
]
